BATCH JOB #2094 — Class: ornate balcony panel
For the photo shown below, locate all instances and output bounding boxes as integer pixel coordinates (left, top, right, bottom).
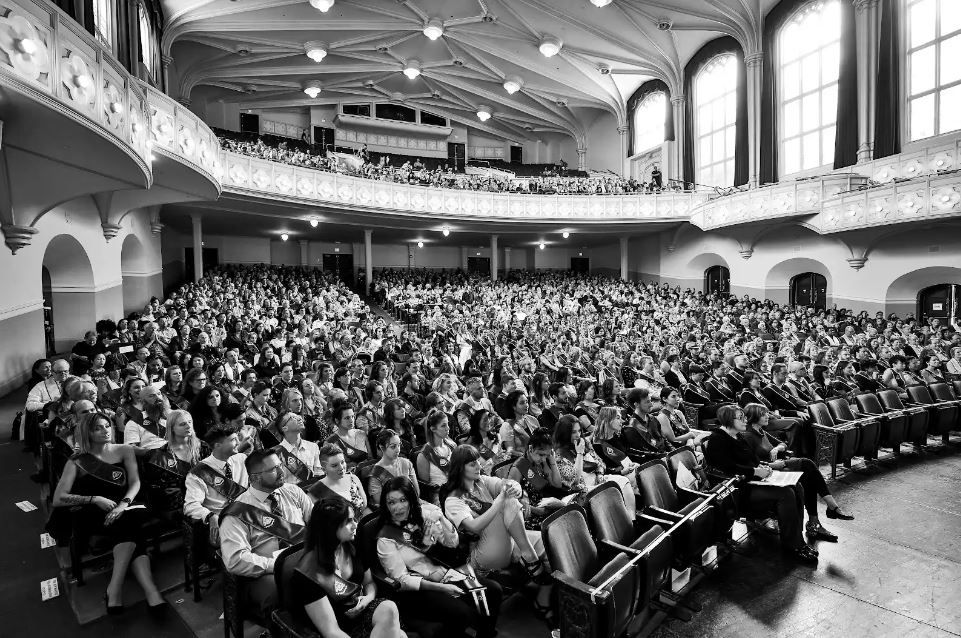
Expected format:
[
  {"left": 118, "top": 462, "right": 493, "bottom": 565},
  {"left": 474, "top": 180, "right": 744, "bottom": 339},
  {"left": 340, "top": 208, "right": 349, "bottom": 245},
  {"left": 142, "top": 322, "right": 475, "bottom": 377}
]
[
  {"left": 140, "top": 81, "right": 222, "bottom": 193},
  {"left": 688, "top": 175, "right": 867, "bottom": 231},
  {"left": 221, "top": 151, "right": 707, "bottom": 222},
  {"left": 855, "top": 133, "right": 961, "bottom": 184},
  {"left": 0, "top": 0, "right": 151, "bottom": 172},
  {"left": 811, "top": 173, "right": 961, "bottom": 233}
]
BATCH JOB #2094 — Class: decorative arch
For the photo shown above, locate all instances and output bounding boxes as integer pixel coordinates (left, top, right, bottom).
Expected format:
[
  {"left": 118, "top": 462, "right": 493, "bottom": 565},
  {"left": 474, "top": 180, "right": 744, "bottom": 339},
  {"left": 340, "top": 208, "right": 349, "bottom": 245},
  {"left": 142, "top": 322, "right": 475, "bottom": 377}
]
[
  {"left": 763, "top": 256, "right": 831, "bottom": 305},
  {"left": 42, "top": 234, "right": 96, "bottom": 351},
  {"left": 885, "top": 266, "right": 961, "bottom": 318},
  {"left": 121, "top": 232, "right": 148, "bottom": 275}
]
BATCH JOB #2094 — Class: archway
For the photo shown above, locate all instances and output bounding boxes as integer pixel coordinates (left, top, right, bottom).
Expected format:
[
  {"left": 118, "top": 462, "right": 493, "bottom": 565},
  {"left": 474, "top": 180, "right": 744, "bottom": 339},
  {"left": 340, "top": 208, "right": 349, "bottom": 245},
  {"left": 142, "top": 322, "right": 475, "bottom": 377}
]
[
  {"left": 790, "top": 272, "right": 828, "bottom": 310},
  {"left": 120, "top": 233, "right": 149, "bottom": 314},
  {"left": 704, "top": 265, "right": 730, "bottom": 295},
  {"left": 885, "top": 266, "right": 961, "bottom": 321},
  {"left": 764, "top": 257, "right": 831, "bottom": 307},
  {"left": 42, "top": 234, "right": 95, "bottom": 353}
]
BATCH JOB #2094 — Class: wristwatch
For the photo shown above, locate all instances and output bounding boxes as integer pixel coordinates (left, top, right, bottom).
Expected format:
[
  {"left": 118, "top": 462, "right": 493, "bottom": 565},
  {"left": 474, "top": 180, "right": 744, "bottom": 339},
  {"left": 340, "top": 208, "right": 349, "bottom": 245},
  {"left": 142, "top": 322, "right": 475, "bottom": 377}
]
[{"left": 120, "top": 497, "right": 132, "bottom": 506}]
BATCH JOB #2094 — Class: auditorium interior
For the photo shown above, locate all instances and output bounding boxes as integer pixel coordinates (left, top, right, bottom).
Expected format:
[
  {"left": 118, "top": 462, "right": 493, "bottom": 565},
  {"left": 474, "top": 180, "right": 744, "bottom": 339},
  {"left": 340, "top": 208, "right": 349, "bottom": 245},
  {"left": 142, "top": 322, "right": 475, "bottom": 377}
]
[{"left": 0, "top": 0, "right": 960, "bottom": 636}]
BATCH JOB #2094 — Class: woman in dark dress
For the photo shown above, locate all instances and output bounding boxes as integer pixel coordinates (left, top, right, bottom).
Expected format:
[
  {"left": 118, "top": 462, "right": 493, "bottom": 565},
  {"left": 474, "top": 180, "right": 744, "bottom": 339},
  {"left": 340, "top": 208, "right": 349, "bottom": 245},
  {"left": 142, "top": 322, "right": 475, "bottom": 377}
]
[
  {"left": 142, "top": 410, "right": 206, "bottom": 522},
  {"left": 51, "top": 412, "right": 166, "bottom": 613},
  {"left": 291, "top": 498, "right": 405, "bottom": 638}
]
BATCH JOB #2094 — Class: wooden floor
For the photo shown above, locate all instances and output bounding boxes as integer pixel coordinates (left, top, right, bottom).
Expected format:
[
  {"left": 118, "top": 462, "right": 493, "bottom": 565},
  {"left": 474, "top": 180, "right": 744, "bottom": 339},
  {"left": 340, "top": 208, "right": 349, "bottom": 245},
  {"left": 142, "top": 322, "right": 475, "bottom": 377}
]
[{"left": 2, "top": 383, "right": 959, "bottom": 638}]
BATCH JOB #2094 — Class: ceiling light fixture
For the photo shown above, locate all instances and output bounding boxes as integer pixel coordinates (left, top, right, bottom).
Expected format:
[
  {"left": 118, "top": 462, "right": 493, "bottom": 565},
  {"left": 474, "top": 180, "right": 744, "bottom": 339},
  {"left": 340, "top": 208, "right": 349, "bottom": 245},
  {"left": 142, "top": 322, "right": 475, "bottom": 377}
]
[
  {"left": 503, "top": 76, "right": 523, "bottom": 95},
  {"left": 308, "top": 0, "right": 334, "bottom": 12},
  {"left": 304, "top": 41, "right": 328, "bottom": 62},
  {"left": 309, "top": 219, "right": 319, "bottom": 228},
  {"left": 281, "top": 233, "right": 289, "bottom": 241},
  {"left": 442, "top": 226, "right": 450, "bottom": 236},
  {"left": 590, "top": 0, "right": 613, "bottom": 6},
  {"left": 539, "top": 242, "right": 546, "bottom": 250},
  {"left": 423, "top": 19, "right": 444, "bottom": 40},
  {"left": 417, "top": 241, "right": 424, "bottom": 248},
  {"left": 562, "top": 231, "right": 570, "bottom": 239},
  {"left": 538, "top": 36, "right": 562, "bottom": 58},
  {"left": 476, "top": 105, "right": 492, "bottom": 122},
  {"left": 403, "top": 59, "right": 421, "bottom": 79},
  {"left": 302, "top": 80, "right": 322, "bottom": 98}
]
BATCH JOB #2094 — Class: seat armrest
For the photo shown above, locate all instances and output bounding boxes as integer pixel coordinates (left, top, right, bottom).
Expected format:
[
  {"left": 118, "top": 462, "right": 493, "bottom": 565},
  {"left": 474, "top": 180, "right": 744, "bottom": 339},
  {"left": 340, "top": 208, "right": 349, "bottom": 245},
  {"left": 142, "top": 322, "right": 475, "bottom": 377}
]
[
  {"left": 599, "top": 538, "right": 641, "bottom": 556},
  {"left": 552, "top": 570, "right": 612, "bottom": 602},
  {"left": 678, "top": 486, "right": 711, "bottom": 503},
  {"left": 644, "top": 506, "right": 684, "bottom": 522},
  {"left": 636, "top": 513, "right": 675, "bottom": 532}
]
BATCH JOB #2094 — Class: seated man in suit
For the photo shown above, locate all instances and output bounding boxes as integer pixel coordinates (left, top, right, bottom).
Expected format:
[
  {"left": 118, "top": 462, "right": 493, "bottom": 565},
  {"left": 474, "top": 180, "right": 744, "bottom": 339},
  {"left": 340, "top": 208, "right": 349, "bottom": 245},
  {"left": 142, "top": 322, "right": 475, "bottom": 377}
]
[
  {"left": 705, "top": 362, "right": 737, "bottom": 404},
  {"left": 219, "top": 450, "right": 314, "bottom": 619},
  {"left": 184, "top": 425, "right": 250, "bottom": 545},
  {"left": 762, "top": 363, "right": 814, "bottom": 455}
]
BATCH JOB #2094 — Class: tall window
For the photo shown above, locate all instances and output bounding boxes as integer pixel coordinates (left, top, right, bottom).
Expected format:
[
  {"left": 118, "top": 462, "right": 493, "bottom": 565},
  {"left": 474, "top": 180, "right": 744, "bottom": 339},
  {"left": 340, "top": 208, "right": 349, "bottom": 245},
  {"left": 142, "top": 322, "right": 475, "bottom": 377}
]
[
  {"left": 138, "top": 3, "right": 153, "bottom": 71},
  {"left": 634, "top": 92, "right": 666, "bottom": 153},
  {"left": 93, "top": 0, "right": 112, "bottom": 49},
  {"left": 695, "top": 54, "right": 738, "bottom": 187},
  {"left": 906, "top": 0, "right": 961, "bottom": 141},
  {"left": 778, "top": 1, "right": 841, "bottom": 175}
]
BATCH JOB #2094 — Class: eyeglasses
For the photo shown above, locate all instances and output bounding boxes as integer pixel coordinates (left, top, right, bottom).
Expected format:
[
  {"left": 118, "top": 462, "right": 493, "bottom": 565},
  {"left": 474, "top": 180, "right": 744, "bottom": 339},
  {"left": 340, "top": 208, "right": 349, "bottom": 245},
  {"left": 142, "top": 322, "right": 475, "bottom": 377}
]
[{"left": 250, "top": 464, "right": 283, "bottom": 476}]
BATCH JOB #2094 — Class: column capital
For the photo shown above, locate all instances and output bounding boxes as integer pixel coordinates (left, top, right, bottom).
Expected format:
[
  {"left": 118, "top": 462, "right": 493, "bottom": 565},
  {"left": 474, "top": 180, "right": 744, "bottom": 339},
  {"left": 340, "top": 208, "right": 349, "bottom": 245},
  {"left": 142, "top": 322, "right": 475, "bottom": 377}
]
[
  {"left": 670, "top": 94, "right": 686, "bottom": 105},
  {"left": 161, "top": 54, "right": 173, "bottom": 68},
  {"left": 150, "top": 220, "right": 164, "bottom": 235},
  {"left": 1, "top": 224, "right": 38, "bottom": 254},
  {"left": 364, "top": 229, "right": 373, "bottom": 239},
  {"left": 101, "top": 222, "right": 122, "bottom": 241},
  {"left": 847, "top": 256, "right": 868, "bottom": 270},
  {"left": 744, "top": 52, "right": 764, "bottom": 68},
  {"left": 504, "top": 246, "right": 512, "bottom": 252},
  {"left": 853, "top": 0, "right": 880, "bottom": 13},
  {"left": 616, "top": 126, "right": 629, "bottom": 135}
]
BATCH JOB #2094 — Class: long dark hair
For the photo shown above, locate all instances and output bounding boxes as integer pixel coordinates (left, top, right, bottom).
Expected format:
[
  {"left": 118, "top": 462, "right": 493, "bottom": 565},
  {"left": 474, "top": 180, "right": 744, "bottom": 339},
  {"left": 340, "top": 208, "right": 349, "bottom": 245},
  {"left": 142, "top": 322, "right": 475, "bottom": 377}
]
[
  {"left": 377, "top": 477, "right": 423, "bottom": 530},
  {"left": 468, "top": 409, "right": 496, "bottom": 446},
  {"left": 442, "top": 445, "right": 481, "bottom": 502},
  {"left": 305, "top": 498, "right": 355, "bottom": 573}
]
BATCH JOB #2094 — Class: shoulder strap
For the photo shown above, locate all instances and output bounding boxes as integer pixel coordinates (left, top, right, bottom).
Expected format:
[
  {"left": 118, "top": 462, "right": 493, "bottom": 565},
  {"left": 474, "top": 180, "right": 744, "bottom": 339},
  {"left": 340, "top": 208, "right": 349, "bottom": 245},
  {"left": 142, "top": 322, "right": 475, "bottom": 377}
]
[
  {"left": 147, "top": 446, "right": 188, "bottom": 477},
  {"left": 189, "top": 462, "right": 247, "bottom": 501},
  {"left": 272, "top": 444, "right": 312, "bottom": 484},
  {"left": 220, "top": 501, "right": 305, "bottom": 545}
]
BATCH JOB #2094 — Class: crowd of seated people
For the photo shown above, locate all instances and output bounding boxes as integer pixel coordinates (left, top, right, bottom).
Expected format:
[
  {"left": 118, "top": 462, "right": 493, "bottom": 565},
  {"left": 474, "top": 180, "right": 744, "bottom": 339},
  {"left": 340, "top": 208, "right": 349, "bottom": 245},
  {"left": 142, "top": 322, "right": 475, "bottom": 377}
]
[
  {"left": 218, "top": 133, "right": 686, "bottom": 195},
  {"left": 21, "top": 263, "right": 961, "bottom": 634}
]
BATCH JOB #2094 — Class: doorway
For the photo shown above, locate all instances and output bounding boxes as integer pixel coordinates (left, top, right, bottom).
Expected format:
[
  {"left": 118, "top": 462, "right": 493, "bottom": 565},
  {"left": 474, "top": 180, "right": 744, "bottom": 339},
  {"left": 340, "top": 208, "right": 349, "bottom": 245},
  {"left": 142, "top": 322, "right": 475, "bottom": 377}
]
[
  {"left": 467, "top": 257, "right": 490, "bottom": 275},
  {"left": 704, "top": 265, "right": 730, "bottom": 295},
  {"left": 42, "top": 266, "right": 54, "bottom": 356},
  {"left": 918, "top": 284, "right": 960, "bottom": 325},
  {"left": 323, "top": 253, "right": 355, "bottom": 287},
  {"left": 184, "top": 247, "right": 220, "bottom": 283},
  {"left": 570, "top": 257, "right": 590, "bottom": 273},
  {"left": 790, "top": 272, "right": 827, "bottom": 309}
]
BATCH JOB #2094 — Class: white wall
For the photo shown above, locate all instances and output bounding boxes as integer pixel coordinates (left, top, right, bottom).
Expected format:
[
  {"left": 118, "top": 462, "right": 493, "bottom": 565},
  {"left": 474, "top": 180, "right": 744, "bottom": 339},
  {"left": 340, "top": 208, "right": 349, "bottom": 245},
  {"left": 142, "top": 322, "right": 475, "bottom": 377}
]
[{"left": 585, "top": 111, "right": 622, "bottom": 174}]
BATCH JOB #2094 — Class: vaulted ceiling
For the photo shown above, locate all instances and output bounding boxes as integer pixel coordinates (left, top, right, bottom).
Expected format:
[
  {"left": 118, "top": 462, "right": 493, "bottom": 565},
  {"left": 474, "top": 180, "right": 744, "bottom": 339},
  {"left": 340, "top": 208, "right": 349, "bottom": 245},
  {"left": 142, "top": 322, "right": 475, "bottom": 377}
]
[{"left": 164, "top": 0, "right": 777, "bottom": 143}]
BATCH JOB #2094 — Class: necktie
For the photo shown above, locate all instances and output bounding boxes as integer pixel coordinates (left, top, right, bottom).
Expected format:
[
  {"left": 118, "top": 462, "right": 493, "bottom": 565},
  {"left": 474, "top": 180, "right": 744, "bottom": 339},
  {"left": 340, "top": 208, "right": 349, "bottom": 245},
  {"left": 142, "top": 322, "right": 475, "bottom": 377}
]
[
  {"left": 266, "top": 493, "right": 284, "bottom": 519},
  {"left": 223, "top": 462, "right": 233, "bottom": 481}
]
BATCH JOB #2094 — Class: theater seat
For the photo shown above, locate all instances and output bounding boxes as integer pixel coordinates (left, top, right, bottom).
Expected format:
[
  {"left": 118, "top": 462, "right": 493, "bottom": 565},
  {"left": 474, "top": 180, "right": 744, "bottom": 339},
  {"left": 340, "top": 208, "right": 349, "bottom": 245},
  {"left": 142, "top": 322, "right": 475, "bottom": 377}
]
[
  {"left": 877, "top": 390, "right": 929, "bottom": 446},
  {"left": 664, "top": 448, "right": 735, "bottom": 535},
  {"left": 807, "top": 402, "right": 859, "bottom": 478},
  {"left": 826, "top": 398, "right": 881, "bottom": 461},
  {"left": 855, "top": 393, "right": 909, "bottom": 454},
  {"left": 540, "top": 504, "right": 643, "bottom": 638},
  {"left": 634, "top": 461, "right": 715, "bottom": 564},
  {"left": 905, "top": 385, "right": 957, "bottom": 443},
  {"left": 271, "top": 543, "right": 309, "bottom": 638},
  {"left": 928, "top": 383, "right": 961, "bottom": 430}
]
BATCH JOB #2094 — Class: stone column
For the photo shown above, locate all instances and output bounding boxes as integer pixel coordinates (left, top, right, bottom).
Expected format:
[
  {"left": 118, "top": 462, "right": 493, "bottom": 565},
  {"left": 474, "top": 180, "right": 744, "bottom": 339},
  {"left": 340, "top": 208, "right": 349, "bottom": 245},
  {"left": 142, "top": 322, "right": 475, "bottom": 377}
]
[
  {"left": 670, "top": 94, "right": 686, "bottom": 186},
  {"left": 617, "top": 125, "right": 630, "bottom": 178},
  {"left": 619, "top": 236, "right": 629, "bottom": 281},
  {"left": 460, "top": 246, "right": 468, "bottom": 270},
  {"left": 490, "top": 234, "right": 499, "bottom": 282},
  {"left": 191, "top": 214, "right": 203, "bottom": 282},
  {"left": 855, "top": 0, "right": 882, "bottom": 163},
  {"left": 504, "top": 246, "right": 511, "bottom": 273},
  {"left": 576, "top": 148, "right": 587, "bottom": 172},
  {"left": 744, "top": 52, "right": 764, "bottom": 187},
  {"left": 299, "top": 240, "right": 309, "bottom": 266},
  {"left": 364, "top": 229, "right": 373, "bottom": 296}
]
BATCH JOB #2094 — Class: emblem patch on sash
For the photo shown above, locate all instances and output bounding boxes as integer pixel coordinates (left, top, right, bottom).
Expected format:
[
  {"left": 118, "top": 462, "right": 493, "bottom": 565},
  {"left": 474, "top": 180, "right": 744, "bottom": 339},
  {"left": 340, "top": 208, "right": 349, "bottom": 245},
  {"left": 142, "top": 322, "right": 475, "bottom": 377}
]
[
  {"left": 334, "top": 580, "right": 347, "bottom": 595},
  {"left": 262, "top": 516, "right": 275, "bottom": 527},
  {"left": 402, "top": 531, "right": 411, "bottom": 541},
  {"left": 214, "top": 477, "right": 224, "bottom": 486},
  {"left": 111, "top": 471, "right": 123, "bottom": 481},
  {"left": 606, "top": 447, "right": 615, "bottom": 455},
  {"left": 287, "top": 456, "right": 299, "bottom": 469},
  {"left": 527, "top": 469, "right": 534, "bottom": 479},
  {"left": 166, "top": 458, "right": 176, "bottom": 468}
]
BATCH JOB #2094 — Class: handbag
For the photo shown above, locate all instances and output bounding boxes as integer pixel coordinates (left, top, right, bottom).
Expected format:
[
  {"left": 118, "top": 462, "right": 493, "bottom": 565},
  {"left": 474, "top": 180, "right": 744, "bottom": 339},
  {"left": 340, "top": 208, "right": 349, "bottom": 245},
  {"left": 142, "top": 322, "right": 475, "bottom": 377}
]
[{"left": 10, "top": 411, "right": 22, "bottom": 441}]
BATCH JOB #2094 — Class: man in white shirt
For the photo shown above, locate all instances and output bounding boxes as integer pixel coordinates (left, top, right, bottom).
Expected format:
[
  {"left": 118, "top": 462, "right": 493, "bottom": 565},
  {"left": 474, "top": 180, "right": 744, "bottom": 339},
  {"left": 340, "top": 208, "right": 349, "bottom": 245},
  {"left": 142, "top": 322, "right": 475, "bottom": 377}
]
[
  {"left": 124, "top": 383, "right": 167, "bottom": 450},
  {"left": 272, "top": 413, "right": 322, "bottom": 487},
  {"left": 25, "top": 359, "right": 65, "bottom": 413},
  {"left": 184, "top": 426, "right": 249, "bottom": 544},
  {"left": 219, "top": 450, "right": 313, "bottom": 617}
]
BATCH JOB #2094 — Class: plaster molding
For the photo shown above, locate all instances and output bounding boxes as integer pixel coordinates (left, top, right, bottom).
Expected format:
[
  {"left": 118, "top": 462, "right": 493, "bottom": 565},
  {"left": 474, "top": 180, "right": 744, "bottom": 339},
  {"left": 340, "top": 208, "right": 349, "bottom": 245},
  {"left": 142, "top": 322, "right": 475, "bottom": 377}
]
[
  {"left": 2, "top": 224, "right": 39, "bottom": 254},
  {"left": 0, "top": 298, "right": 44, "bottom": 321}
]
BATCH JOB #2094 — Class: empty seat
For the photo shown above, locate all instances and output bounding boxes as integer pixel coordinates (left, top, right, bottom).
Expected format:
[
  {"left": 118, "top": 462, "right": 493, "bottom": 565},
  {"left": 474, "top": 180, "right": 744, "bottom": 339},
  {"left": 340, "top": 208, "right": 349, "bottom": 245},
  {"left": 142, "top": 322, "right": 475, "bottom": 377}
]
[
  {"left": 826, "top": 398, "right": 881, "bottom": 460},
  {"left": 807, "top": 402, "right": 859, "bottom": 478},
  {"left": 877, "top": 390, "right": 929, "bottom": 446},
  {"left": 906, "top": 385, "right": 957, "bottom": 443},
  {"left": 855, "top": 393, "right": 909, "bottom": 454},
  {"left": 634, "top": 461, "right": 715, "bottom": 564}
]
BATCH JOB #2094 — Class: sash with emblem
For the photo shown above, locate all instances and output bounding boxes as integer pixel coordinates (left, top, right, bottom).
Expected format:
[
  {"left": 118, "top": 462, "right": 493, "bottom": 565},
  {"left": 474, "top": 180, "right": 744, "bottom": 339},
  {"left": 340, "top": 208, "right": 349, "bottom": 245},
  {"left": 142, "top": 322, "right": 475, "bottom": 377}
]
[
  {"left": 220, "top": 502, "right": 305, "bottom": 546},
  {"left": 189, "top": 463, "right": 247, "bottom": 501},
  {"left": 326, "top": 434, "right": 369, "bottom": 467},
  {"left": 72, "top": 452, "right": 126, "bottom": 487},
  {"left": 141, "top": 417, "right": 166, "bottom": 438},
  {"left": 147, "top": 445, "right": 189, "bottom": 478},
  {"left": 272, "top": 444, "right": 316, "bottom": 487},
  {"left": 421, "top": 439, "right": 455, "bottom": 474},
  {"left": 593, "top": 440, "right": 627, "bottom": 467}
]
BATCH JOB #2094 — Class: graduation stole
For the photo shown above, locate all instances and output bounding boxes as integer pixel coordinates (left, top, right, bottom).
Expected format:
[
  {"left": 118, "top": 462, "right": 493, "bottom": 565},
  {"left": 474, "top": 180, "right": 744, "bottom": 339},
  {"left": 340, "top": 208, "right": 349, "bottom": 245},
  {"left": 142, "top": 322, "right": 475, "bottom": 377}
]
[
  {"left": 189, "top": 463, "right": 247, "bottom": 501},
  {"left": 220, "top": 501, "right": 304, "bottom": 546},
  {"left": 72, "top": 453, "right": 126, "bottom": 487}
]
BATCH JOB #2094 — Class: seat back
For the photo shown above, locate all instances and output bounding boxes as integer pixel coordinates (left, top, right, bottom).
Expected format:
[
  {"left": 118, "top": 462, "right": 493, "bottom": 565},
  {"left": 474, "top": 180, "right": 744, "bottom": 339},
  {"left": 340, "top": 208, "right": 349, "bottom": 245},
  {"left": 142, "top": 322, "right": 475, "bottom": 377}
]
[
  {"left": 634, "top": 525, "right": 673, "bottom": 605},
  {"left": 807, "top": 401, "right": 836, "bottom": 426},
  {"left": 584, "top": 481, "right": 634, "bottom": 546},
  {"left": 929, "top": 382, "right": 958, "bottom": 401},
  {"left": 634, "top": 460, "right": 679, "bottom": 511},
  {"left": 856, "top": 393, "right": 884, "bottom": 414},
  {"left": 540, "top": 505, "right": 599, "bottom": 583},
  {"left": 953, "top": 380, "right": 961, "bottom": 398},
  {"left": 907, "top": 385, "right": 934, "bottom": 404},
  {"left": 665, "top": 447, "right": 698, "bottom": 485},
  {"left": 826, "top": 398, "right": 855, "bottom": 421},
  {"left": 273, "top": 542, "right": 306, "bottom": 614},
  {"left": 877, "top": 389, "right": 905, "bottom": 410}
]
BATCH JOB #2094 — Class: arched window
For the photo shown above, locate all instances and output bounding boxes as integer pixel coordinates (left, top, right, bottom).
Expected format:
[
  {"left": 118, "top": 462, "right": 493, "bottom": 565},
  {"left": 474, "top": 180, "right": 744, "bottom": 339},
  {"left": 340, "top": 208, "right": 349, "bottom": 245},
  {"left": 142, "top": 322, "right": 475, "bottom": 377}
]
[
  {"left": 694, "top": 54, "right": 738, "bottom": 187},
  {"left": 93, "top": 0, "right": 113, "bottom": 50},
  {"left": 704, "top": 265, "right": 730, "bottom": 295},
  {"left": 138, "top": 3, "right": 154, "bottom": 72},
  {"left": 790, "top": 272, "right": 827, "bottom": 310},
  {"left": 778, "top": 1, "right": 841, "bottom": 175},
  {"left": 906, "top": 0, "right": 961, "bottom": 141},
  {"left": 633, "top": 91, "right": 667, "bottom": 153}
]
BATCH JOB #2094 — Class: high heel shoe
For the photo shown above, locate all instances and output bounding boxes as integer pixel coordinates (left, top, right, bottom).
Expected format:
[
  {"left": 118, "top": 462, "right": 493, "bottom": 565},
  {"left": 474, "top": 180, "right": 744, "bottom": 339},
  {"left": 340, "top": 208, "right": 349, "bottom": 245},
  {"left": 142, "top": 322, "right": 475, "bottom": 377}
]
[
  {"left": 826, "top": 507, "right": 854, "bottom": 520},
  {"left": 103, "top": 591, "right": 124, "bottom": 615}
]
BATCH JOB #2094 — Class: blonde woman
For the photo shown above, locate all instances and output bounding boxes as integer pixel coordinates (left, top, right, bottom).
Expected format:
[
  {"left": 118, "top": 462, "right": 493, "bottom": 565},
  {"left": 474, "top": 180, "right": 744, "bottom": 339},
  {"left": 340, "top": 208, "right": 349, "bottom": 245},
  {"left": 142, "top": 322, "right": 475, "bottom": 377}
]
[{"left": 143, "top": 410, "right": 204, "bottom": 519}]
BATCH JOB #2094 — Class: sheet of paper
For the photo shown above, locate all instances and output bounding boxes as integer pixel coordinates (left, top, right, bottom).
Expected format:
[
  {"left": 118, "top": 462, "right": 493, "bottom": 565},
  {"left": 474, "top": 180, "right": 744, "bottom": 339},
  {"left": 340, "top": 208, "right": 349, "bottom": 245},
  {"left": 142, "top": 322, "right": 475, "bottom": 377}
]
[
  {"left": 40, "top": 533, "right": 56, "bottom": 549},
  {"left": 40, "top": 578, "right": 60, "bottom": 601},
  {"left": 15, "top": 501, "right": 38, "bottom": 512},
  {"left": 749, "top": 470, "right": 803, "bottom": 487}
]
